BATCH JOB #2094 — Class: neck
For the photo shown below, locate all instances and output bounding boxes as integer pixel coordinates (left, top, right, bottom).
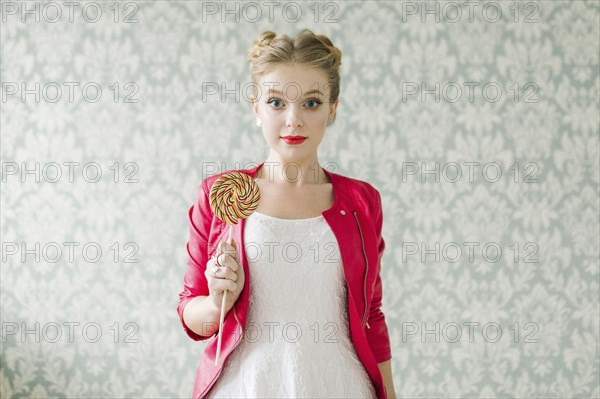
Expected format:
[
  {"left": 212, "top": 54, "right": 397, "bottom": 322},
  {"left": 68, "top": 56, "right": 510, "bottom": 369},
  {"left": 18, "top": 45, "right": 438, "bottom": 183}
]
[{"left": 258, "top": 156, "right": 328, "bottom": 186}]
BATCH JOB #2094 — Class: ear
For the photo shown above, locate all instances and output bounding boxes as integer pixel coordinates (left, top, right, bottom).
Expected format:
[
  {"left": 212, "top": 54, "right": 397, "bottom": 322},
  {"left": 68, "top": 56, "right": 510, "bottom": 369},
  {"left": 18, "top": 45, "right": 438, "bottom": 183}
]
[
  {"left": 329, "top": 97, "right": 339, "bottom": 119},
  {"left": 250, "top": 95, "right": 259, "bottom": 119}
]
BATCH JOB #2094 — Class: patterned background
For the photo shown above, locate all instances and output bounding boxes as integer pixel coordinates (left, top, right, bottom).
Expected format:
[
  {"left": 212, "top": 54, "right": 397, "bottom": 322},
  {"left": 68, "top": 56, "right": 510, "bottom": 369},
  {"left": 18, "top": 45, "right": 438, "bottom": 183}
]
[{"left": 1, "top": 0, "right": 599, "bottom": 397}]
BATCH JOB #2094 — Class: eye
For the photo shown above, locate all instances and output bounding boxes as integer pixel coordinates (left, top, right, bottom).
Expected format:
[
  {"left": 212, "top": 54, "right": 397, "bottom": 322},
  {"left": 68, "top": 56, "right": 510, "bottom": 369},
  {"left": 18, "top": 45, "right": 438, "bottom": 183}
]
[
  {"left": 305, "top": 98, "right": 322, "bottom": 109},
  {"left": 267, "top": 98, "right": 284, "bottom": 108}
]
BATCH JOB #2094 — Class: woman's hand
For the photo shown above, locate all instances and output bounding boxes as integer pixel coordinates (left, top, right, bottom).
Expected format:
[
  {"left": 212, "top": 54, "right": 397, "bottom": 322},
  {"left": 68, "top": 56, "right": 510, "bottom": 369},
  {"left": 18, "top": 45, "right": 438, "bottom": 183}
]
[{"left": 205, "top": 241, "right": 245, "bottom": 314}]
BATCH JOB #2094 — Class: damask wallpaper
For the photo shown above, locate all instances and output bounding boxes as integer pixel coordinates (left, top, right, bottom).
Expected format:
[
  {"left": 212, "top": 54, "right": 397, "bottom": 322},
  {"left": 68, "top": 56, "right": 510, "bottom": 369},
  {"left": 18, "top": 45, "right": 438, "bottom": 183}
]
[{"left": 1, "top": 0, "right": 599, "bottom": 398}]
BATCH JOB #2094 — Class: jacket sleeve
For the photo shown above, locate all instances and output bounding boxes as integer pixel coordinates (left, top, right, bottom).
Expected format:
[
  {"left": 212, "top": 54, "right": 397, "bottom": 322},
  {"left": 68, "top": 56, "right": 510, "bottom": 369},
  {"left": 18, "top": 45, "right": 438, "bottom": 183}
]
[
  {"left": 177, "top": 178, "right": 215, "bottom": 341},
  {"left": 365, "top": 188, "right": 392, "bottom": 363}
]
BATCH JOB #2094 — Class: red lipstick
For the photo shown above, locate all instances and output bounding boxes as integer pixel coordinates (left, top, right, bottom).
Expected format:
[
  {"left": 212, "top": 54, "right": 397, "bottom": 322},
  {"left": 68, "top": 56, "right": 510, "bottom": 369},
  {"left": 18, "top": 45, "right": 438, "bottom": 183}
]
[{"left": 281, "top": 136, "right": 307, "bottom": 145}]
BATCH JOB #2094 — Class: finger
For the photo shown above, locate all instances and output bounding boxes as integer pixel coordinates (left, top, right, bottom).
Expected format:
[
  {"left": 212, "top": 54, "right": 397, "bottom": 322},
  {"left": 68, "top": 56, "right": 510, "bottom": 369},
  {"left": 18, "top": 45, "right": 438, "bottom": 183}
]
[
  {"left": 217, "top": 253, "right": 239, "bottom": 272},
  {"left": 216, "top": 266, "right": 237, "bottom": 282},
  {"left": 208, "top": 254, "right": 220, "bottom": 269},
  {"left": 205, "top": 268, "right": 216, "bottom": 284},
  {"left": 208, "top": 277, "right": 236, "bottom": 294},
  {"left": 216, "top": 242, "right": 236, "bottom": 264},
  {"left": 232, "top": 246, "right": 240, "bottom": 263},
  {"left": 215, "top": 253, "right": 224, "bottom": 268},
  {"left": 223, "top": 266, "right": 237, "bottom": 281},
  {"left": 222, "top": 242, "right": 238, "bottom": 260},
  {"left": 204, "top": 264, "right": 219, "bottom": 280},
  {"left": 212, "top": 278, "right": 237, "bottom": 293},
  {"left": 216, "top": 242, "right": 229, "bottom": 255},
  {"left": 204, "top": 259, "right": 215, "bottom": 278}
]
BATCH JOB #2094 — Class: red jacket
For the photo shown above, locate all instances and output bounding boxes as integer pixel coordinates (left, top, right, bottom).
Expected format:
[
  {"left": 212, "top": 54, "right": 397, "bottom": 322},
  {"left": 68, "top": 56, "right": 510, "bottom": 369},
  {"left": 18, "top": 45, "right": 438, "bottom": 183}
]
[{"left": 177, "top": 161, "right": 392, "bottom": 398}]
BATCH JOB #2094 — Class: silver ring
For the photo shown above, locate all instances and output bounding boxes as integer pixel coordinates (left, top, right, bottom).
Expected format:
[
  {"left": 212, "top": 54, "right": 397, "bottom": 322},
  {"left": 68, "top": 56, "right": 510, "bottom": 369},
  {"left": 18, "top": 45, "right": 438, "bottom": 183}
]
[{"left": 214, "top": 254, "right": 223, "bottom": 267}]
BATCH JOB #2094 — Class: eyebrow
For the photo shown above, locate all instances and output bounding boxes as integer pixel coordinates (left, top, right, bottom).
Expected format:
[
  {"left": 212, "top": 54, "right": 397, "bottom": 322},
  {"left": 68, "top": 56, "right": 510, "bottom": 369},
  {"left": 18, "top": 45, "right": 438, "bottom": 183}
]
[{"left": 269, "top": 89, "right": 324, "bottom": 97}]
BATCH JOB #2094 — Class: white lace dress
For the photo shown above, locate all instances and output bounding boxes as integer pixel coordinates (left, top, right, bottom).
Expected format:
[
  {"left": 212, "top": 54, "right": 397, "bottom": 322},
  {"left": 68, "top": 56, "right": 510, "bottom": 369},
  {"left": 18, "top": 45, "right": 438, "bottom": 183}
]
[{"left": 205, "top": 210, "right": 376, "bottom": 399}]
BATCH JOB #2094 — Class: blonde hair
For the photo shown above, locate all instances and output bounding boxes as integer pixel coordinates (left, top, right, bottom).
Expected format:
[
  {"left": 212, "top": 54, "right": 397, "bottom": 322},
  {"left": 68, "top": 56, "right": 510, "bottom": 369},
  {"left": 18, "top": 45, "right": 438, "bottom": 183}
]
[{"left": 247, "top": 29, "right": 342, "bottom": 125}]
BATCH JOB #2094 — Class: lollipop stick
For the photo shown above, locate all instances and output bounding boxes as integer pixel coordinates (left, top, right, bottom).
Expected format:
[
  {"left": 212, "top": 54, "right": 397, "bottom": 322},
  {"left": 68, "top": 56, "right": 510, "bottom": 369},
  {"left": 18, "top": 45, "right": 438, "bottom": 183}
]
[
  {"left": 215, "top": 225, "right": 233, "bottom": 365},
  {"left": 209, "top": 171, "right": 259, "bottom": 365}
]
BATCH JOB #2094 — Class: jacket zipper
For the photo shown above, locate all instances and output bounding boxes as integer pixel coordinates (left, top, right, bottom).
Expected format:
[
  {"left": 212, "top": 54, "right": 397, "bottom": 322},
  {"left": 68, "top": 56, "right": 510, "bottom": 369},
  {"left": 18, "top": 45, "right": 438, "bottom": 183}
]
[{"left": 353, "top": 211, "right": 370, "bottom": 329}]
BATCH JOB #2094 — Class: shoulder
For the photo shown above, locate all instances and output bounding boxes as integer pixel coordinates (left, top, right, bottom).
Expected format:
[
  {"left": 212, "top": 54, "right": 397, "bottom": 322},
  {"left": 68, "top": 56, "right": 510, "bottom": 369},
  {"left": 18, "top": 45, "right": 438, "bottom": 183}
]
[{"left": 332, "top": 171, "right": 381, "bottom": 206}]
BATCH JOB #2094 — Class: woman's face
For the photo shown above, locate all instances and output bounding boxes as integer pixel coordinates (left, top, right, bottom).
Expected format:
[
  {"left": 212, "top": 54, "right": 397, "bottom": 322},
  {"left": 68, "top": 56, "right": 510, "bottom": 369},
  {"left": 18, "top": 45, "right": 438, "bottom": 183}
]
[{"left": 251, "top": 64, "right": 338, "bottom": 160}]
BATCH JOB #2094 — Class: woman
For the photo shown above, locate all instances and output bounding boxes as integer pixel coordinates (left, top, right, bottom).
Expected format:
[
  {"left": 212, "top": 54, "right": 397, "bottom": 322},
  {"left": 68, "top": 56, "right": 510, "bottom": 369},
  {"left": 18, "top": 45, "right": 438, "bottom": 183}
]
[{"left": 177, "top": 29, "right": 396, "bottom": 399}]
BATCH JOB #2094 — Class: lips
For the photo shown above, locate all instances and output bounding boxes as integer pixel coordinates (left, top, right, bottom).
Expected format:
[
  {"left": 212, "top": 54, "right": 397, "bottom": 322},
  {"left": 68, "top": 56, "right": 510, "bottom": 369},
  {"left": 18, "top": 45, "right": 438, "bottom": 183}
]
[{"left": 281, "top": 136, "right": 307, "bottom": 145}]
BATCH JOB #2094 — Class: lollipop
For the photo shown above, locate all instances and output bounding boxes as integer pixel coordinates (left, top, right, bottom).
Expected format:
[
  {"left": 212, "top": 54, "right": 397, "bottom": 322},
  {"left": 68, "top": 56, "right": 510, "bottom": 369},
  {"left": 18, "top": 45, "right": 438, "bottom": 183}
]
[{"left": 209, "top": 171, "right": 260, "bottom": 365}]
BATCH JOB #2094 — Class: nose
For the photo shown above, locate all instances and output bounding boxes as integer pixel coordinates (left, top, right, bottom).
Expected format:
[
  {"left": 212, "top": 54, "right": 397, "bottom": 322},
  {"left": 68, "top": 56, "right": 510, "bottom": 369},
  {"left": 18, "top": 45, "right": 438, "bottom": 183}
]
[{"left": 285, "top": 106, "right": 303, "bottom": 128}]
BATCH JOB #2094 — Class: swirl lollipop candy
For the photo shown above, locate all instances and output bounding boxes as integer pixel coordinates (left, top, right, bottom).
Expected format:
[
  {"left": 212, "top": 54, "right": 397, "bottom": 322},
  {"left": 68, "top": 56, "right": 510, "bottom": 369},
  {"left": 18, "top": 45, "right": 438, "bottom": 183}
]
[
  {"left": 209, "top": 171, "right": 260, "bottom": 365},
  {"left": 210, "top": 171, "right": 260, "bottom": 226}
]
